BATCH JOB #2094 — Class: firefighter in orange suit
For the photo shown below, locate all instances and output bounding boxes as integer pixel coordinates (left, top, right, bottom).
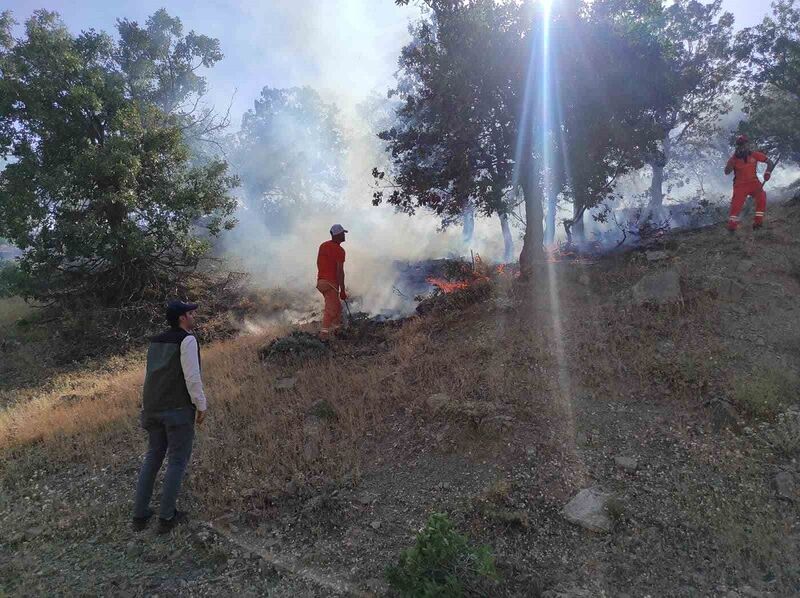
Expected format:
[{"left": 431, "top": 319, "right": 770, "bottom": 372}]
[
  {"left": 316, "top": 224, "right": 348, "bottom": 340},
  {"left": 724, "top": 135, "right": 775, "bottom": 231}
]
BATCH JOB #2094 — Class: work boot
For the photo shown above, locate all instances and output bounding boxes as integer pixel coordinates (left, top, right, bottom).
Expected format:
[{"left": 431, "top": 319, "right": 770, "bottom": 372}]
[
  {"left": 131, "top": 508, "right": 154, "bottom": 532},
  {"left": 157, "top": 510, "right": 188, "bottom": 534}
]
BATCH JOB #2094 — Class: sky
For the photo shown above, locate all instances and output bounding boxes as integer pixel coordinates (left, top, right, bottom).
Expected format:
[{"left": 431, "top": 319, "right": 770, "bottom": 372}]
[
  {"left": 6, "top": 0, "right": 419, "bottom": 124},
  {"left": 5, "top": 0, "right": 774, "bottom": 125}
]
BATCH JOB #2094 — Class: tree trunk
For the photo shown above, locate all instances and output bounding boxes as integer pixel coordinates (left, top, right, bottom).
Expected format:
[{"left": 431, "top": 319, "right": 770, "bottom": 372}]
[
  {"left": 571, "top": 201, "right": 585, "bottom": 244},
  {"left": 499, "top": 212, "right": 514, "bottom": 263},
  {"left": 545, "top": 188, "right": 557, "bottom": 245},
  {"left": 647, "top": 134, "right": 671, "bottom": 218},
  {"left": 462, "top": 203, "right": 475, "bottom": 246},
  {"left": 519, "top": 169, "right": 544, "bottom": 279}
]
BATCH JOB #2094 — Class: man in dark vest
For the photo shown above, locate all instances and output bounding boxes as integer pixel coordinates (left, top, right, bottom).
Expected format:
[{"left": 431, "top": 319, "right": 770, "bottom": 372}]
[{"left": 132, "top": 300, "right": 208, "bottom": 534}]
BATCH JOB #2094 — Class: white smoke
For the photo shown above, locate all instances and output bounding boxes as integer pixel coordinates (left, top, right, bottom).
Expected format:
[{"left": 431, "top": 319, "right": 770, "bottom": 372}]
[{"left": 216, "top": 1, "right": 511, "bottom": 316}]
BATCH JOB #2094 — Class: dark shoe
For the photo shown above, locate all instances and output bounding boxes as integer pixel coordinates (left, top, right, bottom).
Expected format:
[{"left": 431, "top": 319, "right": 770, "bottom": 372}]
[
  {"left": 157, "top": 510, "right": 188, "bottom": 534},
  {"left": 132, "top": 509, "right": 154, "bottom": 532},
  {"left": 752, "top": 222, "right": 763, "bottom": 230}
]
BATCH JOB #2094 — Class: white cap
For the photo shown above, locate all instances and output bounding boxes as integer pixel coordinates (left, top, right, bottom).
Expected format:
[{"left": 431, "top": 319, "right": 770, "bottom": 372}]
[{"left": 330, "top": 224, "right": 348, "bottom": 236}]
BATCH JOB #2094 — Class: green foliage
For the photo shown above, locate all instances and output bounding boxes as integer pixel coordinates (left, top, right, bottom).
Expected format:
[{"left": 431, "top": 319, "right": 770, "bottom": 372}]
[
  {"left": 591, "top": 0, "right": 735, "bottom": 218},
  {"left": 733, "top": 368, "right": 800, "bottom": 419},
  {"left": 386, "top": 513, "right": 498, "bottom": 598},
  {"left": 736, "top": 0, "right": 800, "bottom": 164},
  {"left": 0, "top": 10, "right": 238, "bottom": 308},
  {"left": 376, "top": 1, "right": 679, "bottom": 270},
  {"left": 374, "top": 1, "right": 524, "bottom": 227},
  {"left": 0, "top": 261, "right": 25, "bottom": 297}
]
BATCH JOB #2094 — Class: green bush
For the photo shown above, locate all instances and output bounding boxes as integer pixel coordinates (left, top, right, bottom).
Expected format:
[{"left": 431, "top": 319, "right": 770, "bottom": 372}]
[
  {"left": 386, "top": 513, "right": 498, "bottom": 597},
  {"left": 733, "top": 368, "right": 800, "bottom": 419},
  {"left": 0, "top": 261, "right": 26, "bottom": 298}
]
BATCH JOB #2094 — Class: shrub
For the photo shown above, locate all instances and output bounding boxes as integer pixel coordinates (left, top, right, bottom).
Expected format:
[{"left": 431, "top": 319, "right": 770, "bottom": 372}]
[
  {"left": 733, "top": 368, "right": 800, "bottom": 419},
  {"left": 0, "top": 262, "right": 26, "bottom": 298},
  {"left": 386, "top": 513, "right": 498, "bottom": 597}
]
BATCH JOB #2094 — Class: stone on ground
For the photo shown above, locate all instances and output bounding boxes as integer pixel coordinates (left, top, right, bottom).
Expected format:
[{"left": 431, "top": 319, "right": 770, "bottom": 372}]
[
  {"left": 614, "top": 456, "right": 639, "bottom": 472},
  {"left": 710, "top": 400, "right": 740, "bottom": 432},
  {"left": 645, "top": 250, "right": 669, "bottom": 262},
  {"left": 773, "top": 471, "right": 797, "bottom": 501},
  {"left": 562, "top": 487, "right": 614, "bottom": 533},
  {"left": 426, "top": 393, "right": 450, "bottom": 412},
  {"left": 274, "top": 377, "right": 297, "bottom": 391},
  {"left": 631, "top": 269, "right": 682, "bottom": 305}
]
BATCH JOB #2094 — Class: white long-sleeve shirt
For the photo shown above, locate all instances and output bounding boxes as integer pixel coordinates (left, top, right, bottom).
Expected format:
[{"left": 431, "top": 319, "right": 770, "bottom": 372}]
[{"left": 179, "top": 335, "right": 207, "bottom": 412}]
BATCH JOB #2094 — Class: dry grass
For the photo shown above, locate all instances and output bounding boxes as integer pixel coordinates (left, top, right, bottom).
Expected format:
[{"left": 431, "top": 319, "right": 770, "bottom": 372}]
[
  {"left": 0, "top": 296, "right": 31, "bottom": 326},
  {"left": 0, "top": 300, "right": 561, "bottom": 517},
  {"left": 567, "top": 267, "right": 728, "bottom": 406}
]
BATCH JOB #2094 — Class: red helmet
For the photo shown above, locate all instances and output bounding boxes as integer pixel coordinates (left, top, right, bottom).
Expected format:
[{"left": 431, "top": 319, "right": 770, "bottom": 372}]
[{"left": 735, "top": 134, "right": 749, "bottom": 146}]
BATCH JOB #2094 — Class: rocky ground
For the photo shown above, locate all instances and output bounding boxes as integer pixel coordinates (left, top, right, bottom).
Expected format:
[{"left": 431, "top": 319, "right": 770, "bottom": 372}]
[{"left": 2, "top": 201, "right": 800, "bottom": 597}]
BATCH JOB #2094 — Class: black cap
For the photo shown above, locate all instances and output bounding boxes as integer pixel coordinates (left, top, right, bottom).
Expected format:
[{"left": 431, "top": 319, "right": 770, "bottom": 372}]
[{"left": 166, "top": 300, "right": 198, "bottom": 323}]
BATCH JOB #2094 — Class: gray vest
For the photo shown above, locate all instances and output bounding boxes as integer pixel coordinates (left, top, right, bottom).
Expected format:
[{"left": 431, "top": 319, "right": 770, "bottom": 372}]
[{"left": 142, "top": 328, "right": 197, "bottom": 413}]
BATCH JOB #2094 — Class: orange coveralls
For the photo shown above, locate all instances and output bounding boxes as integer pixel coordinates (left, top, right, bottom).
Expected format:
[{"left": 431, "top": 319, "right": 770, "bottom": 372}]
[
  {"left": 727, "top": 151, "right": 769, "bottom": 230},
  {"left": 316, "top": 240, "right": 345, "bottom": 337}
]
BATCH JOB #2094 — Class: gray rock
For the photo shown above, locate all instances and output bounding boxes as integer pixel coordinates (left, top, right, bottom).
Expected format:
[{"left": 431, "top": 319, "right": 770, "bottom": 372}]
[
  {"left": 485, "top": 414, "right": 514, "bottom": 433},
  {"left": 710, "top": 400, "right": 740, "bottom": 432},
  {"left": 656, "top": 340, "right": 676, "bottom": 355},
  {"left": 708, "top": 277, "right": 747, "bottom": 302},
  {"left": 562, "top": 487, "right": 614, "bottom": 533},
  {"left": 355, "top": 492, "right": 376, "bottom": 506},
  {"left": 645, "top": 250, "right": 669, "bottom": 262},
  {"left": 737, "top": 260, "right": 754, "bottom": 273},
  {"left": 426, "top": 393, "right": 450, "bottom": 412},
  {"left": 370, "top": 520, "right": 382, "bottom": 530},
  {"left": 303, "top": 417, "right": 323, "bottom": 461},
  {"left": 631, "top": 270, "right": 682, "bottom": 305},
  {"left": 274, "top": 377, "right": 297, "bottom": 391},
  {"left": 614, "top": 456, "right": 638, "bottom": 472},
  {"left": 773, "top": 471, "right": 797, "bottom": 501},
  {"left": 284, "top": 479, "right": 299, "bottom": 495}
]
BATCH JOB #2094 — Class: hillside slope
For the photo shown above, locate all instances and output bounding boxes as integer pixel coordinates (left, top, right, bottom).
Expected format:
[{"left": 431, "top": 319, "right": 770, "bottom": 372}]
[{"left": 2, "top": 202, "right": 799, "bottom": 597}]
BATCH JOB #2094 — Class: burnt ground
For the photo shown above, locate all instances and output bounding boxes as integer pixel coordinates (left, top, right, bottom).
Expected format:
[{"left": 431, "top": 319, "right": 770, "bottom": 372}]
[{"left": 2, "top": 202, "right": 800, "bottom": 597}]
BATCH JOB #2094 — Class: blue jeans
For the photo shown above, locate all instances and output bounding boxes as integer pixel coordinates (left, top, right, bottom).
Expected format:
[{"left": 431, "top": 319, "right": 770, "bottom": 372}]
[{"left": 133, "top": 407, "right": 195, "bottom": 520}]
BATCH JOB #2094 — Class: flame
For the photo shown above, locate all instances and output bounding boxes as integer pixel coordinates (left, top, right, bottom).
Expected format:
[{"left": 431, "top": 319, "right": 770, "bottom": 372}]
[
  {"left": 425, "top": 277, "right": 473, "bottom": 293},
  {"left": 545, "top": 244, "right": 599, "bottom": 264},
  {"left": 424, "top": 255, "right": 519, "bottom": 294}
]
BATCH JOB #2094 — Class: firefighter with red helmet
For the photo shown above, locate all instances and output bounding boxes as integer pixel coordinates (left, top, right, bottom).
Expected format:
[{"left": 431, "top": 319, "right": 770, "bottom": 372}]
[{"left": 724, "top": 135, "right": 775, "bottom": 231}]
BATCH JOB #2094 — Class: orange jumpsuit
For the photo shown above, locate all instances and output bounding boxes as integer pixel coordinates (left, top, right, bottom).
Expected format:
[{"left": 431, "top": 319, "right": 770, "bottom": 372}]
[
  {"left": 727, "top": 151, "right": 768, "bottom": 230},
  {"left": 316, "top": 240, "right": 345, "bottom": 337}
]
